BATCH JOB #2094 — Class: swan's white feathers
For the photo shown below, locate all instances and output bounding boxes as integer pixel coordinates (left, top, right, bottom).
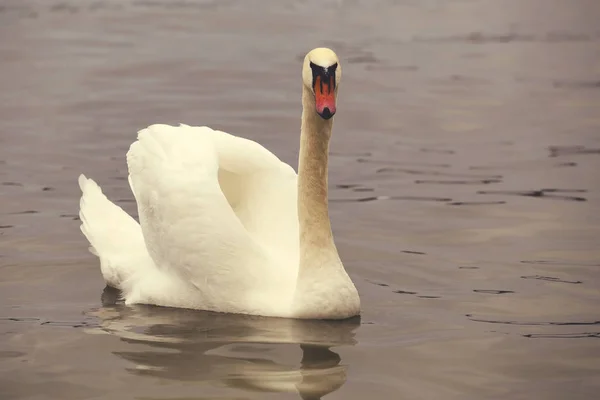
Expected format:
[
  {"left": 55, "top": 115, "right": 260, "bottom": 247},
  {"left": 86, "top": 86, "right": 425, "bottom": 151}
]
[
  {"left": 81, "top": 123, "right": 300, "bottom": 316},
  {"left": 78, "top": 174, "right": 152, "bottom": 288},
  {"left": 307, "top": 47, "right": 339, "bottom": 68}
]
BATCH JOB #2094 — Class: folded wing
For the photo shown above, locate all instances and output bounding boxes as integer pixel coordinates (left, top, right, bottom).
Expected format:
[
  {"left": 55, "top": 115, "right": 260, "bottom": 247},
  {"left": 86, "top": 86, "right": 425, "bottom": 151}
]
[{"left": 125, "top": 124, "right": 299, "bottom": 314}]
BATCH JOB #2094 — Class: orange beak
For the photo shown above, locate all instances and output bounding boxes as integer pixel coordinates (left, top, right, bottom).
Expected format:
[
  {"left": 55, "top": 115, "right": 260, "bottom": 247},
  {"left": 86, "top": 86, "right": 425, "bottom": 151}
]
[{"left": 314, "top": 75, "right": 336, "bottom": 120}]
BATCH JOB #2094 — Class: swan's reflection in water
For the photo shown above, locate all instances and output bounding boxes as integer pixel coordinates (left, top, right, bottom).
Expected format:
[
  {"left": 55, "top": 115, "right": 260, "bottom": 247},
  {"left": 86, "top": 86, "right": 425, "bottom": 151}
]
[{"left": 87, "top": 286, "right": 360, "bottom": 399}]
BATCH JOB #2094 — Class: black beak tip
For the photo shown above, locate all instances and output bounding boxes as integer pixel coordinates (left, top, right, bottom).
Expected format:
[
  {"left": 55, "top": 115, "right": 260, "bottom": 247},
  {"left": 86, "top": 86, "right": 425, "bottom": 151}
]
[{"left": 318, "top": 107, "right": 334, "bottom": 120}]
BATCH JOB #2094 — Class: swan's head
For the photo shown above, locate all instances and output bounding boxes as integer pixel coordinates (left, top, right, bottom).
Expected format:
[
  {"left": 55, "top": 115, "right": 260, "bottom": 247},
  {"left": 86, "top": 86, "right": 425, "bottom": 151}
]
[{"left": 302, "top": 47, "right": 341, "bottom": 120}]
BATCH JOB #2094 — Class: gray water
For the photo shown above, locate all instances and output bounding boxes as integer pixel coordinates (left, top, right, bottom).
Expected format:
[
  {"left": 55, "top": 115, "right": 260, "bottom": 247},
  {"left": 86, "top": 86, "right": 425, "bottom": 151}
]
[{"left": 1, "top": 0, "right": 599, "bottom": 399}]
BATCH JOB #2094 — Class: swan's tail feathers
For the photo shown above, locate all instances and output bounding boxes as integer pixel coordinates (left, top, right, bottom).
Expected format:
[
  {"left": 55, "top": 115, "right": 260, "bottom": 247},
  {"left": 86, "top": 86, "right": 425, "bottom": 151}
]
[{"left": 78, "top": 174, "right": 150, "bottom": 288}]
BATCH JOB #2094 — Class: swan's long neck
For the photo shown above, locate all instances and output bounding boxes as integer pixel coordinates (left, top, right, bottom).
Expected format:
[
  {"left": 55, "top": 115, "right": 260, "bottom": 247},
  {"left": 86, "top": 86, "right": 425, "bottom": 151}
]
[
  {"left": 292, "top": 76, "right": 360, "bottom": 319},
  {"left": 297, "top": 85, "right": 339, "bottom": 266}
]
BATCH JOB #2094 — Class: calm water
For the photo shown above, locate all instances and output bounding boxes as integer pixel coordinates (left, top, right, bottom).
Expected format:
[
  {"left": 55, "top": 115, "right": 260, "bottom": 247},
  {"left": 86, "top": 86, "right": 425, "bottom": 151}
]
[{"left": 1, "top": 0, "right": 599, "bottom": 399}]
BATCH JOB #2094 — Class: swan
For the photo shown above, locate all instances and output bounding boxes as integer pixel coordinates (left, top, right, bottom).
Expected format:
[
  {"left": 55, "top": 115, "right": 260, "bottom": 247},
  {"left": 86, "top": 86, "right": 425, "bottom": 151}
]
[{"left": 77, "top": 47, "right": 360, "bottom": 320}]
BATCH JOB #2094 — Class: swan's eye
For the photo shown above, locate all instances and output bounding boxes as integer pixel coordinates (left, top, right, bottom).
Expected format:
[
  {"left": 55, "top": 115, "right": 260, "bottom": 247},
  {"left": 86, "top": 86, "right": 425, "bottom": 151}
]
[
  {"left": 309, "top": 62, "right": 337, "bottom": 120},
  {"left": 309, "top": 62, "right": 337, "bottom": 91}
]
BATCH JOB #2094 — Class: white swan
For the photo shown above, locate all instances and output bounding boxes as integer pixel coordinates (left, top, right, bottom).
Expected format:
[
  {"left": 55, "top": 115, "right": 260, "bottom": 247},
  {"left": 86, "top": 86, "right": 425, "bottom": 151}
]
[{"left": 78, "top": 47, "right": 360, "bottom": 320}]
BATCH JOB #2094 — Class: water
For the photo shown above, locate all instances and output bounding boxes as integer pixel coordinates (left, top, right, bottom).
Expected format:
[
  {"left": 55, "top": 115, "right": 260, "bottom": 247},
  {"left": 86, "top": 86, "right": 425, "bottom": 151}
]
[{"left": 1, "top": 0, "right": 599, "bottom": 399}]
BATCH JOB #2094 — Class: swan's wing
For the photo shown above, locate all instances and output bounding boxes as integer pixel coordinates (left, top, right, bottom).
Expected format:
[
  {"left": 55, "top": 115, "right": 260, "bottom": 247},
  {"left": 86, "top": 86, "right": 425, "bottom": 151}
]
[
  {"left": 205, "top": 127, "right": 299, "bottom": 263},
  {"left": 126, "top": 124, "right": 297, "bottom": 314},
  {"left": 78, "top": 174, "right": 154, "bottom": 288}
]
